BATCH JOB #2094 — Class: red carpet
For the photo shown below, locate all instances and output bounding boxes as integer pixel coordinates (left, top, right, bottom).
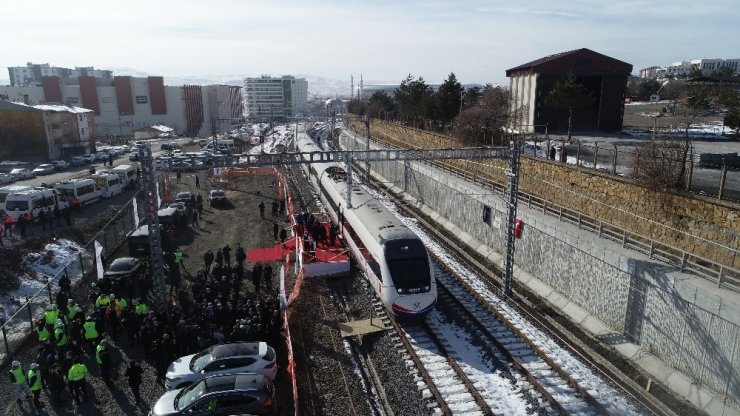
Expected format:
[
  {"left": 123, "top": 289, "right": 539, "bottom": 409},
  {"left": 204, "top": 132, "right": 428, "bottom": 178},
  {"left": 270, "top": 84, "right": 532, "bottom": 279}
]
[{"left": 247, "top": 245, "right": 286, "bottom": 263}]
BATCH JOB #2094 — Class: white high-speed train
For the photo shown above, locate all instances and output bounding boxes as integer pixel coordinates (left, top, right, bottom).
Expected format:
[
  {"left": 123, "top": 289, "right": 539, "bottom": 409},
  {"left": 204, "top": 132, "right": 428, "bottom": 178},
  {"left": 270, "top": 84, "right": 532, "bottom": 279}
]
[{"left": 296, "top": 132, "right": 437, "bottom": 318}]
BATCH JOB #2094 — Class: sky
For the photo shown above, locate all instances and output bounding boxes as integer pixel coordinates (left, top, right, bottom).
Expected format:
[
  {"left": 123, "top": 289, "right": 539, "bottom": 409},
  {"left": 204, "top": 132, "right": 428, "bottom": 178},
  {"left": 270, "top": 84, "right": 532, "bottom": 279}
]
[{"left": 1, "top": 0, "right": 738, "bottom": 89}]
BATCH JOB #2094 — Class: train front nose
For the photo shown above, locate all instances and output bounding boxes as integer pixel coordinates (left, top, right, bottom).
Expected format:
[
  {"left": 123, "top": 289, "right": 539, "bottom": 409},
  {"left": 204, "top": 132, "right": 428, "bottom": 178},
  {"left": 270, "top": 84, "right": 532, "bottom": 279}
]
[{"left": 391, "top": 293, "right": 436, "bottom": 319}]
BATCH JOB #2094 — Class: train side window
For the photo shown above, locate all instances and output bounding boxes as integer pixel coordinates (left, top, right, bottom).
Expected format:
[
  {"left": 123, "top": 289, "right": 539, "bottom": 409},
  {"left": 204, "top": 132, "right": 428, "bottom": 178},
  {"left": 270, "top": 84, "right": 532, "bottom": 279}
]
[{"left": 482, "top": 205, "right": 492, "bottom": 225}]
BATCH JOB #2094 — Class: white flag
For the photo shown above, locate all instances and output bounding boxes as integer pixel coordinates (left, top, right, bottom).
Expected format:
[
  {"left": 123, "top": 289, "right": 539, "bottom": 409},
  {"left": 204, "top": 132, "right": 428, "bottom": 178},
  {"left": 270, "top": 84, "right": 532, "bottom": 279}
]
[
  {"left": 279, "top": 265, "right": 287, "bottom": 311},
  {"left": 94, "top": 240, "right": 104, "bottom": 281},
  {"left": 132, "top": 198, "right": 140, "bottom": 229},
  {"left": 156, "top": 182, "right": 161, "bottom": 208}
]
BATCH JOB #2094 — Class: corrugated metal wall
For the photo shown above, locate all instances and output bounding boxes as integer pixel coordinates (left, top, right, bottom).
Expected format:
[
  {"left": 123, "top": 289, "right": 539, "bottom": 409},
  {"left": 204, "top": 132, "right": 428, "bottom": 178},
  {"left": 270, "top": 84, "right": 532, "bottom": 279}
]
[
  {"left": 114, "top": 76, "right": 134, "bottom": 115},
  {"left": 148, "top": 76, "right": 167, "bottom": 115},
  {"left": 41, "top": 76, "right": 63, "bottom": 103},
  {"left": 183, "top": 85, "right": 204, "bottom": 137},
  {"left": 78, "top": 76, "right": 100, "bottom": 115}
]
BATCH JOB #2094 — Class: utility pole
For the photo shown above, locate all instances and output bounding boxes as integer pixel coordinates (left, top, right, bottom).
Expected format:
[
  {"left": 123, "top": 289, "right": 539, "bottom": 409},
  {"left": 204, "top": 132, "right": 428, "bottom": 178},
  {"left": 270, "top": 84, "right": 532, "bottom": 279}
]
[
  {"left": 503, "top": 137, "right": 521, "bottom": 297},
  {"left": 138, "top": 146, "right": 166, "bottom": 310},
  {"left": 364, "top": 115, "right": 371, "bottom": 182}
]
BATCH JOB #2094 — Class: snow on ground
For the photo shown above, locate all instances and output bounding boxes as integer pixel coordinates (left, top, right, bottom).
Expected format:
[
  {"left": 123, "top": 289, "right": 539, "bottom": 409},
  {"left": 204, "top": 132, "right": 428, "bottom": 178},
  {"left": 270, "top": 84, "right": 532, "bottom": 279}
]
[
  {"left": 428, "top": 310, "right": 532, "bottom": 415},
  {"left": 362, "top": 185, "right": 644, "bottom": 415},
  {"left": 245, "top": 124, "right": 295, "bottom": 155},
  {"left": 0, "top": 239, "right": 92, "bottom": 361}
]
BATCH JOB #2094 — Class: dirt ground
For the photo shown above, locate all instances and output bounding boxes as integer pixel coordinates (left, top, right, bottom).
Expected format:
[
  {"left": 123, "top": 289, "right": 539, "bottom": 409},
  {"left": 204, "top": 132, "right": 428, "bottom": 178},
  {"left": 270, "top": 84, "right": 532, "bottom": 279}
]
[
  {"left": 623, "top": 102, "right": 724, "bottom": 129},
  {"left": 164, "top": 170, "right": 295, "bottom": 414}
]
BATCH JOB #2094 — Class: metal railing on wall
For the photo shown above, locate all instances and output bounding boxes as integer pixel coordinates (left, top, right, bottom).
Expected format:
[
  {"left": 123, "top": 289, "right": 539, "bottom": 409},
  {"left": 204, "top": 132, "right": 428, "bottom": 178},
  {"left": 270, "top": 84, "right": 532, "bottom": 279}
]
[
  {"left": 345, "top": 125, "right": 740, "bottom": 293},
  {"left": 0, "top": 184, "right": 154, "bottom": 363}
]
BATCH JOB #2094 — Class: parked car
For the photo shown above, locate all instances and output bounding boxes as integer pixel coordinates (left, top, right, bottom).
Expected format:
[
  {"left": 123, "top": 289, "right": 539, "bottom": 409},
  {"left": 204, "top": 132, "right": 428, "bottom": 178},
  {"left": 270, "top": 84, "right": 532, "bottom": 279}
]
[
  {"left": 207, "top": 189, "right": 226, "bottom": 206},
  {"left": 9, "top": 168, "right": 35, "bottom": 180},
  {"left": 50, "top": 160, "right": 70, "bottom": 170},
  {"left": 32, "top": 164, "right": 55, "bottom": 176},
  {"left": 70, "top": 156, "right": 86, "bottom": 166},
  {"left": 151, "top": 373, "right": 275, "bottom": 416},
  {"left": 0, "top": 173, "right": 14, "bottom": 184},
  {"left": 82, "top": 154, "right": 96, "bottom": 164},
  {"left": 129, "top": 151, "right": 140, "bottom": 161},
  {"left": 175, "top": 192, "right": 194, "bottom": 208},
  {"left": 103, "top": 257, "right": 143, "bottom": 282},
  {"left": 165, "top": 342, "right": 277, "bottom": 390}
]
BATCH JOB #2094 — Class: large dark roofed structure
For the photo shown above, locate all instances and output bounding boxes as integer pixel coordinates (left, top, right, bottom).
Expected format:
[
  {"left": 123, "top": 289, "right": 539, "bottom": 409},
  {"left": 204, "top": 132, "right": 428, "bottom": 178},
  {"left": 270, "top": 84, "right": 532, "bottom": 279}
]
[{"left": 506, "top": 48, "right": 633, "bottom": 133}]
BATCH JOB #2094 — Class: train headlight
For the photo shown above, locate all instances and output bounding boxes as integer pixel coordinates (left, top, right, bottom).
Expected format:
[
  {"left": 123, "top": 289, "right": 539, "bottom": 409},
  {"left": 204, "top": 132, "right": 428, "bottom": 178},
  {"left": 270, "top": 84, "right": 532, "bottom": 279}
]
[
  {"left": 396, "top": 288, "right": 404, "bottom": 294},
  {"left": 424, "top": 285, "right": 430, "bottom": 291}
]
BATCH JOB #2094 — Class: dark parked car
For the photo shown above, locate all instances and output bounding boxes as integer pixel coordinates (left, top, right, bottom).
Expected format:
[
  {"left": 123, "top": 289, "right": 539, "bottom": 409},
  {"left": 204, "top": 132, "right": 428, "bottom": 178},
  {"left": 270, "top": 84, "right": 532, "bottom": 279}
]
[
  {"left": 152, "top": 373, "right": 275, "bottom": 415},
  {"left": 104, "top": 257, "right": 143, "bottom": 282}
]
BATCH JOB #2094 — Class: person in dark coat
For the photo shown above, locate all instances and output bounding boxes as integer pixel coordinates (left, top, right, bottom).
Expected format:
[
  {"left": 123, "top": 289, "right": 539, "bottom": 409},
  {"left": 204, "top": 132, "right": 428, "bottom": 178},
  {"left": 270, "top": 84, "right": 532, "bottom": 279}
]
[
  {"left": 263, "top": 265, "right": 273, "bottom": 291},
  {"left": 215, "top": 249, "right": 223, "bottom": 267},
  {"left": 18, "top": 214, "right": 27, "bottom": 238},
  {"left": 62, "top": 205, "right": 72, "bottom": 226},
  {"left": 273, "top": 223, "right": 279, "bottom": 242},
  {"left": 252, "top": 264, "right": 262, "bottom": 293},
  {"left": 46, "top": 363, "right": 66, "bottom": 405},
  {"left": 258, "top": 201, "right": 265, "bottom": 218},
  {"left": 195, "top": 175, "right": 200, "bottom": 189},
  {"left": 54, "top": 205, "right": 62, "bottom": 227},
  {"left": 192, "top": 210, "right": 199, "bottom": 228},
  {"left": 235, "top": 244, "right": 246, "bottom": 269},
  {"left": 39, "top": 208, "right": 47, "bottom": 231},
  {"left": 203, "top": 249, "right": 214, "bottom": 273},
  {"left": 222, "top": 244, "right": 232, "bottom": 268},
  {"left": 125, "top": 361, "right": 143, "bottom": 405},
  {"left": 279, "top": 228, "right": 287, "bottom": 244},
  {"left": 47, "top": 207, "right": 54, "bottom": 230}
]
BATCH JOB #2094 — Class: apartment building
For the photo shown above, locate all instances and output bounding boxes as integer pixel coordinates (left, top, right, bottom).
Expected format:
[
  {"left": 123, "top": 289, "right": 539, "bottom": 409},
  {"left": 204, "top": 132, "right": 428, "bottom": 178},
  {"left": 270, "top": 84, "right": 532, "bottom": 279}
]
[{"left": 243, "top": 75, "right": 308, "bottom": 121}]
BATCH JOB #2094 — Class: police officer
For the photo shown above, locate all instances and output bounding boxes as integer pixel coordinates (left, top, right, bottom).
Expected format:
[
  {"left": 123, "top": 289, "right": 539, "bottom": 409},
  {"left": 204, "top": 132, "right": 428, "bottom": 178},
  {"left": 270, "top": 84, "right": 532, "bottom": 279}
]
[
  {"left": 83, "top": 315, "right": 99, "bottom": 349},
  {"left": 35, "top": 319, "right": 50, "bottom": 343},
  {"left": 67, "top": 299, "right": 82, "bottom": 322},
  {"left": 96, "top": 339, "right": 112, "bottom": 384},
  {"left": 67, "top": 357, "right": 89, "bottom": 404},
  {"left": 174, "top": 248, "right": 184, "bottom": 270},
  {"left": 44, "top": 304, "right": 59, "bottom": 332},
  {"left": 28, "top": 362, "right": 43, "bottom": 408},
  {"left": 54, "top": 319, "right": 68, "bottom": 353},
  {"left": 9, "top": 360, "right": 31, "bottom": 405},
  {"left": 95, "top": 292, "right": 111, "bottom": 310}
]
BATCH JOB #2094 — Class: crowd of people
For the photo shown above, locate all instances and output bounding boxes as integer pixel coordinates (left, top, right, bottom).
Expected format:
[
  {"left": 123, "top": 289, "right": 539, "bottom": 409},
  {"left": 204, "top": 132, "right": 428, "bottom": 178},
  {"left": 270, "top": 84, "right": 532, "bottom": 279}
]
[{"left": 9, "top": 242, "right": 284, "bottom": 410}]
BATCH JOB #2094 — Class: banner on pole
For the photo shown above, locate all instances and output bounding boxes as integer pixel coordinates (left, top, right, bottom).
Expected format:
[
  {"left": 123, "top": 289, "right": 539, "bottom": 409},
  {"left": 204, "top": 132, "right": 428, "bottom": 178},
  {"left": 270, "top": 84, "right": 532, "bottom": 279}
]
[
  {"left": 94, "top": 240, "right": 104, "bottom": 281},
  {"left": 132, "top": 198, "right": 140, "bottom": 229},
  {"left": 156, "top": 182, "right": 161, "bottom": 208}
]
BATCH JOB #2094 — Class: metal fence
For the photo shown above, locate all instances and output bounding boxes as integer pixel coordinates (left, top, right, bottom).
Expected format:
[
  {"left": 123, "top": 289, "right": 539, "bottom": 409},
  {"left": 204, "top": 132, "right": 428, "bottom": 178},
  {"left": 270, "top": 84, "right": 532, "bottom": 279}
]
[
  {"left": 517, "top": 135, "right": 740, "bottom": 203},
  {"left": 0, "top": 188, "right": 150, "bottom": 364}
]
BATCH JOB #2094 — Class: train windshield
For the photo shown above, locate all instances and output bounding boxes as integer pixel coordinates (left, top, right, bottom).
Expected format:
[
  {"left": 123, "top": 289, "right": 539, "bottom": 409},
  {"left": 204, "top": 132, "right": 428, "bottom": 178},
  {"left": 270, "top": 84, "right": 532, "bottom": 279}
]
[{"left": 384, "top": 239, "right": 431, "bottom": 293}]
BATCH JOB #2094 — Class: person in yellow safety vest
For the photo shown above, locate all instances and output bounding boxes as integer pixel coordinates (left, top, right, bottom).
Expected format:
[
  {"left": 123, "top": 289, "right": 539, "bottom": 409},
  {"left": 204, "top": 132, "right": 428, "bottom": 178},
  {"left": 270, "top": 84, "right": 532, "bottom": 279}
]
[
  {"left": 34, "top": 319, "right": 50, "bottom": 343},
  {"left": 27, "top": 362, "right": 42, "bottom": 408},
  {"left": 95, "top": 293, "right": 110, "bottom": 309},
  {"left": 134, "top": 301, "right": 149, "bottom": 315},
  {"left": 83, "top": 316, "right": 99, "bottom": 346},
  {"left": 54, "top": 319, "right": 68, "bottom": 350},
  {"left": 174, "top": 248, "right": 183, "bottom": 268},
  {"left": 67, "top": 300, "right": 82, "bottom": 322},
  {"left": 114, "top": 297, "right": 128, "bottom": 317},
  {"left": 96, "top": 339, "right": 112, "bottom": 383},
  {"left": 9, "top": 360, "right": 31, "bottom": 404},
  {"left": 67, "top": 359, "right": 89, "bottom": 404},
  {"left": 43, "top": 305, "right": 59, "bottom": 329}
]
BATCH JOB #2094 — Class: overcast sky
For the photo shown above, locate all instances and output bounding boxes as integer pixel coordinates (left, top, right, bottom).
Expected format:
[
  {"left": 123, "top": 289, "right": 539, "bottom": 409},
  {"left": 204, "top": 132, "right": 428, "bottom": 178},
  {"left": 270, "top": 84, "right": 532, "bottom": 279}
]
[{"left": 1, "top": 0, "right": 738, "bottom": 88}]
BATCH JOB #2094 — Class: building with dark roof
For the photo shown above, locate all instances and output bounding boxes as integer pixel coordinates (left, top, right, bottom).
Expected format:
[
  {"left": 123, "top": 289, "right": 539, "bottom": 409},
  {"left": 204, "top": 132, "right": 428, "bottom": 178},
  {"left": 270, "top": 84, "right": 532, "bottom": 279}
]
[{"left": 506, "top": 48, "right": 633, "bottom": 134}]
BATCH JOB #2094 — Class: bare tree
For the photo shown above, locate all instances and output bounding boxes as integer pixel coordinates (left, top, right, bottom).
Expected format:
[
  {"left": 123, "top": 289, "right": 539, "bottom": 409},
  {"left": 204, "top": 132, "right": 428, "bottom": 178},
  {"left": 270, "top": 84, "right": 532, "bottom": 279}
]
[
  {"left": 451, "top": 85, "right": 522, "bottom": 146},
  {"left": 628, "top": 136, "right": 687, "bottom": 190}
]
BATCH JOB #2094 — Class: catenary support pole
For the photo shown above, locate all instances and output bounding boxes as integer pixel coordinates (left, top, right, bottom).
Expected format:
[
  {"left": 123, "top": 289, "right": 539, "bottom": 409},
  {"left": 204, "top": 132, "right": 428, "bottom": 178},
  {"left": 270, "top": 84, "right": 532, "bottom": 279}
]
[{"left": 504, "top": 138, "right": 521, "bottom": 297}]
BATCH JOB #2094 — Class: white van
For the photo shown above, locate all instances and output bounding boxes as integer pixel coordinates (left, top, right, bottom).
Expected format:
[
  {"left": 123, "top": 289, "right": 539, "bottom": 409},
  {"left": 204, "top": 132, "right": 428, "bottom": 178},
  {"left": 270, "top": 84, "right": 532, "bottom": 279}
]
[
  {"left": 5, "top": 188, "right": 69, "bottom": 221},
  {"left": 1, "top": 185, "right": 33, "bottom": 212},
  {"left": 91, "top": 172, "right": 124, "bottom": 198},
  {"left": 113, "top": 164, "right": 136, "bottom": 187},
  {"left": 54, "top": 178, "right": 102, "bottom": 207}
]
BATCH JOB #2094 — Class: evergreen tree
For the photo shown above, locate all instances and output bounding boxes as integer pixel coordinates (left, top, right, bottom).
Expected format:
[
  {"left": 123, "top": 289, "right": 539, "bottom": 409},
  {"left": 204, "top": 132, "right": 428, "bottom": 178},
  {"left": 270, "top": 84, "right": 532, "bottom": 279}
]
[
  {"left": 367, "top": 91, "right": 396, "bottom": 119},
  {"left": 462, "top": 86, "right": 482, "bottom": 109},
  {"left": 394, "top": 75, "right": 433, "bottom": 124},
  {"left": 436, "top": 72, "right": 464, "bottom": 123},
  {"left": 544, "top": 74, "right": 596, "bottom": 140}
]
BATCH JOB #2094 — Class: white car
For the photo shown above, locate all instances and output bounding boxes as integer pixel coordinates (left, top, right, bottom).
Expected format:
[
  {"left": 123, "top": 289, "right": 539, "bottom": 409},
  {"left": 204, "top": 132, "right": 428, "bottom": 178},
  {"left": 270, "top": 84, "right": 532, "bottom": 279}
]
[
  {"left": 32, "top": 164, "right": 55, "bottom": 175},
  {"left": 0, "top": 173, "right": 14, "bottom": 184},
  {"left": 165, "top": 342, "right": 277, "bottom": 390},
  {"left": 9, "top": 168, "right": 35, "bottom": 180},
  {"left": 50, "top": 160, "right": 70, "bottom": 170}
]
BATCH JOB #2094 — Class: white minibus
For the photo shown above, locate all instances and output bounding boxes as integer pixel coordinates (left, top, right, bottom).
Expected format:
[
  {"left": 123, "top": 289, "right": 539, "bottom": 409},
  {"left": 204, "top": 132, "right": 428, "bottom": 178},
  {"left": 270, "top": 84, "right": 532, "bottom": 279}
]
[
  {"left": 5, "top": 188, "right": 68, "bottom": 221},
  {"left": 91, "top": 172, "right": 124, "bottom": 198},
  {"left": 54, "top": 178, "right": 102, "bottom": 207},
  {"left": 0, "top": 185, "right": 32, "bottom": 212},
  {"left": 112, "top": 164, "right": 136, "bottom": 187}
]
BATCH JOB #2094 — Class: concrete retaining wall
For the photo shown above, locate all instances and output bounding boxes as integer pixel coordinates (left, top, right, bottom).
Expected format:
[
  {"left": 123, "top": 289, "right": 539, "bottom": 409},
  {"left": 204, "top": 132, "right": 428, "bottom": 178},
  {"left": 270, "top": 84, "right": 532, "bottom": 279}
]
[{"left": 340, "top": 129, "right": 740, "bottom": 409}]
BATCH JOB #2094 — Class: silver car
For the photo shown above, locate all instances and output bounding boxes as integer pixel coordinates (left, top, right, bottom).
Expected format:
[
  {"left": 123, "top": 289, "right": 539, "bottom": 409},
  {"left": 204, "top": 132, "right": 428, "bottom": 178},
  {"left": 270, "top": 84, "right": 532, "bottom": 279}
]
[
  {"left": 9, "top": 168, "right": 35, "bottom": 180},
  {"left": 32, "top": 164, "right": 55, "bottom": 175}
]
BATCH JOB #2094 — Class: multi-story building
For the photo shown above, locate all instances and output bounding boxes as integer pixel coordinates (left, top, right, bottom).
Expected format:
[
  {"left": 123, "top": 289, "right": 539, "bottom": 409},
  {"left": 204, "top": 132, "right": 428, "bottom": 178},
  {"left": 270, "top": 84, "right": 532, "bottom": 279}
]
[
  {"left": 7, "top": 62, "right": 112, "bottom": 87},
  {"left": 243, "top": 75, "right": 308, "bottom": 121},
  {"left": 640, "top": 58, "right": 740, "bottom": 79},
  {"left": 0, "top": 76, "right": 243, "bottom": 138},
  {"left": 0, "top": 100, "right": 96, "bottom": 160}
]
